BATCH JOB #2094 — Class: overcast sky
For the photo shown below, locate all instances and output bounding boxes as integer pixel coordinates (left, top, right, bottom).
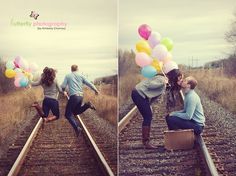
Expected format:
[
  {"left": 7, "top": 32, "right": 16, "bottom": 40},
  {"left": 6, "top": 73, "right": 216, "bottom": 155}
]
[
  {"left": 0, "top": 0, "right": 117, "bottom": 82},
  {"left": 119, "top": 0, "right": 236, "bottom": 66}
]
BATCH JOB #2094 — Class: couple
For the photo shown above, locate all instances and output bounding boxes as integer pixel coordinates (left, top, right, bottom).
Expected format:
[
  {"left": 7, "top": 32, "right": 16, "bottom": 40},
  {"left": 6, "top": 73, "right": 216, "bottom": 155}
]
[
  {"left": 132, "top": 69, "right": 205, "bottom": 149},
  {"left": 31, "top": 64, "right": 99, "bottom": 135}
]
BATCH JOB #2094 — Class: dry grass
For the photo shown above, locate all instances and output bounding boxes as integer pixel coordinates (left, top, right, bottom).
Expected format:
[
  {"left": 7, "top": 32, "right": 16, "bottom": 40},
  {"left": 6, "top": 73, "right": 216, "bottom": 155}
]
[
  {"left": 84, "top": 86, "right": 117, "bottom": 126},
  {"left": 119, "top": 74, "right": 142, "bottom": 107},
  {"left": 185, "top": 68, "right": 236, "bottom": 113},
  {"left": 0, "top": 87, "right": 43, "bottom": 157},
  {"left": 97, "top": 83, "right": 117, "bottom": 96}
]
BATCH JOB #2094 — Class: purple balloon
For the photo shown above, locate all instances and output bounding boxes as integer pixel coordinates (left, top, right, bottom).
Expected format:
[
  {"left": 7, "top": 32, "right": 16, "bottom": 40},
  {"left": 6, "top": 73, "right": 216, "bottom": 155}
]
[
  {"left": 148, "top": 32, "right": 161, "bottom": 48},
  {"left": 138, "top": 24, "right": 152, "bottom": 40}
]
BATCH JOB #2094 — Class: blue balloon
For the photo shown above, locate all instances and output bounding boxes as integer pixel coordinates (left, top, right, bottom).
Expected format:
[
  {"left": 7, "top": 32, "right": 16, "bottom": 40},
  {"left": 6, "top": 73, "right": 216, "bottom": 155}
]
[
  {"left": 141, "top": 65, "right": 157, "bottom": 78},
  {"left": 19, "top": 76, "right": 29, "bottom": 87}
]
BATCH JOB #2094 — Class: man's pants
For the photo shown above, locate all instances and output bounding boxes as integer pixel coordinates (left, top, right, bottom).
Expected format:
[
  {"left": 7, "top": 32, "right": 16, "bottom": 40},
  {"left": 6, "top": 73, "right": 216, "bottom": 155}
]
[
  {"left": 65, "top": 95, "right": 90, "bottom": 130},
  {"left": 165, "top": 115, "right": 204, "bottom": 135}
]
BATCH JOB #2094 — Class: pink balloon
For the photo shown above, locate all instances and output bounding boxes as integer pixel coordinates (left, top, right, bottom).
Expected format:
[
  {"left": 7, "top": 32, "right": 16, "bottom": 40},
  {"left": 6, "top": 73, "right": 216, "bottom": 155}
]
[
  {"left": 148, "top": 32, "right": 161, "bottom": 48},
  {"left": 14, "top": 78, "right": 21, "bottom": 87},
  {"left": 163, "top": 60, "right": 178, "bottom": 74},
  {"left": 138, "top": 24, "right": 152, "bottom": 40},
  {"left": 14, "top": 56, "right": 22, "bottom": 68},
  {"left": 135, "top": 52, "right": 153, "bottom": 67},
  {"left": 151, "top": 44, "right": 168, "bottom": 61}
]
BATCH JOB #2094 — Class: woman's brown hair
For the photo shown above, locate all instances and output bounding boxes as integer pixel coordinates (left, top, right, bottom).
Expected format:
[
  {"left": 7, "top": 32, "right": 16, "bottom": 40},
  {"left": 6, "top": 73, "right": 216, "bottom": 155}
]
[{"left": 41, "top": 67, "right": 56, "bottom": 86}]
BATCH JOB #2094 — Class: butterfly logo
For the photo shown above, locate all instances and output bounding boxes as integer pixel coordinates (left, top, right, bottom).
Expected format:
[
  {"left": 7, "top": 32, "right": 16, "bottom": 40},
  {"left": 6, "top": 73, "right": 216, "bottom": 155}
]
[{"left": 30, "top": 11, "right": 39, "bottom": 20}]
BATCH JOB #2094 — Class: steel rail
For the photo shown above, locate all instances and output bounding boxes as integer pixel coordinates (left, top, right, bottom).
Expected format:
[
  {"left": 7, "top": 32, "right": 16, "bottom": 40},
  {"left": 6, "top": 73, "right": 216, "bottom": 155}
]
[
  {"left": 7, "top": 118, "right": 43, "bottom": 176},
  {"left": 179, "top": 91, "right": 218, "bottom": 176},
  {"left": 65, "top": 95, "right": 114, "bottom": 176}
]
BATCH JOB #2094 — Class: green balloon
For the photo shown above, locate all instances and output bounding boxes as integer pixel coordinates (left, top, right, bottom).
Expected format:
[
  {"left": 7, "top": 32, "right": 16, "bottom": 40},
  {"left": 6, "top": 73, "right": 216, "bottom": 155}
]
[{"left": 161, "top": 37, "right": 173, "bottom": 51}]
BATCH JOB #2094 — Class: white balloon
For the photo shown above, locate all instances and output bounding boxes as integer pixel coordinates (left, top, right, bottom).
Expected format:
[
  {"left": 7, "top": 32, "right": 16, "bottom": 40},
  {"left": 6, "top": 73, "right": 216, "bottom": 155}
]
[
  {"left": 18, "top": 58, "right": 29, "bottom": 70},
  {"left": 29, "top": 62, "right": 39, "bottom": 72},
  {"left": 151, "top": 44, "right": 168, "bottom": 61},
  {"left": 163, "top": 60, "right": 178, "bottom": 74}
]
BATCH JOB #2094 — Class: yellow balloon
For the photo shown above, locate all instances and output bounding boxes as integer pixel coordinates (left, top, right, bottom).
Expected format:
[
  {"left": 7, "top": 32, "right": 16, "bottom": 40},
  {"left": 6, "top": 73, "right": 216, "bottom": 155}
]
[
  {"left": 5, "top": 69, "right": 16, "bottom": 78},
  {"left": 24, "top": 72, "right": 30, "bottom": 78},
  {"left": 136, "top": 40, "right": 151, "bottom": 55},
  {"left": 151, "top": 59, "right": 162, "bottom": 72}
]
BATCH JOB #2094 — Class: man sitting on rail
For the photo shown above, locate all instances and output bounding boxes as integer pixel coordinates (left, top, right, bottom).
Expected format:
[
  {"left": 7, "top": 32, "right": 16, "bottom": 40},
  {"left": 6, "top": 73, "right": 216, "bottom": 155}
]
[{"left": 166, "top": 76, "right": 205, "bottom": 135}]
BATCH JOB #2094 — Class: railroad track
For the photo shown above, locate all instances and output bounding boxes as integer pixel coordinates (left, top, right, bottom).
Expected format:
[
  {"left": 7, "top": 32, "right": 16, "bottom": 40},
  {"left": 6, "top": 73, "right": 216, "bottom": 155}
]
[
  {"left": 1, "top": 98, "right": 116, "bottom": 176},
  {"left": 119, "top": 91, "right": 235, "bottom": 176}
]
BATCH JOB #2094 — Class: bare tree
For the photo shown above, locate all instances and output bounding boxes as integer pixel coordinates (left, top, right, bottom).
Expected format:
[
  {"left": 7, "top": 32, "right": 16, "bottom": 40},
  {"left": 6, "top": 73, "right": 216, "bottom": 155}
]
[{"left": 225, "top": 10, "right": 236, "bottom": 52}]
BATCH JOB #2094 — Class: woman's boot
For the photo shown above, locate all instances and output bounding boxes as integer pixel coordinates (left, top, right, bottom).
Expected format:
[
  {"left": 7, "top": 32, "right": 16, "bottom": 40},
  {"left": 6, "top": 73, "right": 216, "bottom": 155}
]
[{"left": 142, "top": 126, "right": 158, "bottom": 149}]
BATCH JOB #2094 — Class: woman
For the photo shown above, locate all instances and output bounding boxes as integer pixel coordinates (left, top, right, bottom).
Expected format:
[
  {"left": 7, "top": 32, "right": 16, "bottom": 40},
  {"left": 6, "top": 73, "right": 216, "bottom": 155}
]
[
  {"left": 132, "top": 69, "right": 183, "bottom": 149},
  {"left": 166, "top": 69, "right": 183, "bottom": 109},
  {"left": 131, "top": 73, "right": 167, "bottom": 149},
  {"left": 31, "top": 67, "right": 63, "bottom": 122}
]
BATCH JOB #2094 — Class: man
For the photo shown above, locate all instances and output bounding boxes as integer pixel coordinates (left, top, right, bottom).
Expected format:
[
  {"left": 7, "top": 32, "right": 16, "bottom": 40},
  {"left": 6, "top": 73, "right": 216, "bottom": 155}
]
[
  {"left": 61, "top": 65, "right": 99, "bottom": 135},
  {"left": 165, "top": 76, "right": 205, "bottom": 135}
]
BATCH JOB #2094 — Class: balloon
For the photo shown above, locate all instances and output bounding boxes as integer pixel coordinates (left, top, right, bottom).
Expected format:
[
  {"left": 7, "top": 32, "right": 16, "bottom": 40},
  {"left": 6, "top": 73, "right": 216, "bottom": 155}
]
[
  {"left": 151, "top": 59, "right": 162, "bottom": 72},
  {"left": 5, "top": 69, "right": 16, "bottom": 78},
  {"left": 29, "top": 62, "right": 39, "bottom": 72},
  {"left": 14, "top": 68, "right": 22, "bottom": 73},
  {"left": 136, "top": 40, "right": 151, "bottom": 55},
  {"left": 15, "top": 72, "right": 24, "bottom": 79},
  {"left": 32, "top": 72, "right": 40, "bottom": 82},
  {"left": 14, "top": 56, "right": 22, "bottom": 68},
  {"left": 6, "top": 61, "right": 15, "bottom": 69},
  {"left": 161, "top": 37, "right": 174, "bottom": 51},
  {"left": 138, "top": 24, "right": 152, "bottom": 40},
  {"left": 148, "top": 32, "right": 161, "bottom": 48},
  {"left": 162, "top": 52, "right": 172, "bottom": 64},
  {"left": 135, "top": 52, "right": 153, "bottom": 67},
  {"left": 18, "top": 58, "right": 29, "bottom": 70},
  {"left": 141, "top": 65, "right": 157, "bottom": 78},
  {"left": 14, "top": 78, "right": 21, "bottom": 87},
  {"left": 163, "top": 60, "right": 178, "bottom": 74},
  {"left": 19, "top": 76, "right": 29, "bottom": 87},
  {"left": 152, "top": 44, "right": 168, "bottom": 61}
]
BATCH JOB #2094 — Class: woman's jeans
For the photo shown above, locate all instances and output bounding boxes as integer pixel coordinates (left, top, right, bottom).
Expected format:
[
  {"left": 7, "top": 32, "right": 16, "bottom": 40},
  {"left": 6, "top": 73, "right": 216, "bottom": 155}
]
[{"left": 131, "top": 89, "right": 152, "bottom": 126}]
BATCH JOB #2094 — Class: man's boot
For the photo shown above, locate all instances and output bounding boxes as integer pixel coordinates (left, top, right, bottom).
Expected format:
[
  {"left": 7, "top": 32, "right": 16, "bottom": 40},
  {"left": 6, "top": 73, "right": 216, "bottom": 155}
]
[
  {"left": 31, "top": 102, "right": 44, "bottom": 117},
  {"left": 142, "top": 126, "right": 158, "bottom": 149}
]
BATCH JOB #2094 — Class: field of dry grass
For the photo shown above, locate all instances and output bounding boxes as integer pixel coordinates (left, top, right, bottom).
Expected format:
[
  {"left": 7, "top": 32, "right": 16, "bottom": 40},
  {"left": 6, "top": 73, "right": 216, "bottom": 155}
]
[
  {"left": 119, "top": 74, "right": 142, "bottom": 107},
  {"left": 184, "top": 68, "right": 236, "bottom": 113},
  {"left": 84, "top": 84, "right": 117, "bottom": 126},
  {"left": 0, "top": 87, "right": 43, "bottom": 157}
]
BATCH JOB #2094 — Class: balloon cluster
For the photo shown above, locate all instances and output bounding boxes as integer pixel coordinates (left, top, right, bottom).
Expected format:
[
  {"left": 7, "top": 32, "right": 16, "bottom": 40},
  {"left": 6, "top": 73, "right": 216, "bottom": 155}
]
[
  {"left": 135, "top": 24, "right": 178, "bottom": 78},
  {"left": 5, "top": 56, "right": 39, "bottom": 87}
]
